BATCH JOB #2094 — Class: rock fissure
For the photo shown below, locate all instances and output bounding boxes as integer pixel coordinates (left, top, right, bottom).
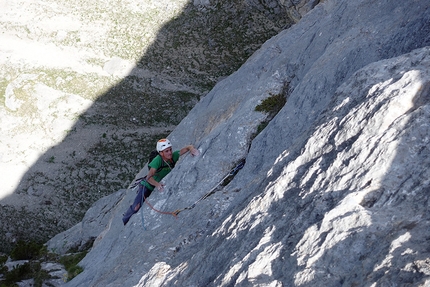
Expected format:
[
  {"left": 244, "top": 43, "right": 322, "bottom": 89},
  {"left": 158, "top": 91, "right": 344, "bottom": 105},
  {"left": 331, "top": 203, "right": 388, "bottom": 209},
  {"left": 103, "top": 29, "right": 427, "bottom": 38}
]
[{"left": 2, "top": 0, "right": 430, "bottom": 286}]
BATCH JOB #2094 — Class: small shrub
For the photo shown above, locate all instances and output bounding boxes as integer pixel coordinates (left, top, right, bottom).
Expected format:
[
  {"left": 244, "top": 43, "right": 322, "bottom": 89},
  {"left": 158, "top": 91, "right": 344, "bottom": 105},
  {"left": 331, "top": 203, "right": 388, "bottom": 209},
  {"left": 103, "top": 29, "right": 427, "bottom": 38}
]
[
  {"left": 0, "top": 245, "right": 61, "bottom": 287},
  {"left": 38, "top": 245, "right": 59, "bottom": 262},
  {"left": 2, "top": 262, "right": 32, "bottom": 285},
  {"left": 67, "top": 264, "right": 84, "bottom": 280},
  {"left": 251, "top": 93, "right": 287, "bottom": 141},
  {"left": 0, "top": 255, "right": 7, "bottom": 265},
  {"left": 33, "top": 269, "right": 51, "bottom": 287},
  {"left": 0, "top": 261, "right": 51, "bottom": 287},
  {"left": 59, "top": 252, "right": 87, "bottom": 281},
  {"left": 0, "top": 254, "right": 8, "bottom": 276},
  {"left": 10, "top": 240, "right": 43, "bottom": 261},
  {"left": 255, "top": 93, "right": 286, "bottom": 116},
  {"left": 255, "top": 121, "right": 269, "bottom": 135}
]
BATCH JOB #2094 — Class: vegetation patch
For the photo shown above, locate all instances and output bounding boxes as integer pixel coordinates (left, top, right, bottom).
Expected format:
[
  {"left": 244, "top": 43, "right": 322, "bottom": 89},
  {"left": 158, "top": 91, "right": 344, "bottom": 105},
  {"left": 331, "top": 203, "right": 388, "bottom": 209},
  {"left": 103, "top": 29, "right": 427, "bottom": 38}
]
[
  {"left": 0, "top": 240, "right": 88, "bottom": 286},
  {"left": 0, "top": 242, "right": 52, "bottom": 287},
  {"left": 251, "top": 92, "right": 287, "bottom": 140},
  {"left": 59, "top": 252, "right": 87, "bottom": 282},
  {"left": 255, "top": 93, "right": 287, "bottom": 117},
  {"left": 10, "top": 240, "right": 44, "bottom": 261}
]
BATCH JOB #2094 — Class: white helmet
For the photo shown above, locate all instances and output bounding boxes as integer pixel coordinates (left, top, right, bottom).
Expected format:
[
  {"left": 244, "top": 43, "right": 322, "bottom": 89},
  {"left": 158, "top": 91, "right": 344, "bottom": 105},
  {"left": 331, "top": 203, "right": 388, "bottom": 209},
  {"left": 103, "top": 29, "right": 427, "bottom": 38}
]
[{"left": 156, "top": 138, "right": 172, "bottom": 152}]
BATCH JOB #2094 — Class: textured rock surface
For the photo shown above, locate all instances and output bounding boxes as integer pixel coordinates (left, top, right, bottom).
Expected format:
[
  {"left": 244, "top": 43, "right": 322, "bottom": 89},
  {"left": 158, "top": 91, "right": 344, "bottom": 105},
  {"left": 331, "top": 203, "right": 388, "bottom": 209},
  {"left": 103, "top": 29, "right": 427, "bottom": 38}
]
[
  {"left": 281, "top": 0, "right": 321, "bottom": 22},
  {"left": 0, "top": 0, "right": 292, "bottom": 252},
  {"left": 45, "top": 0, "right": 430, "bottom": 286}
]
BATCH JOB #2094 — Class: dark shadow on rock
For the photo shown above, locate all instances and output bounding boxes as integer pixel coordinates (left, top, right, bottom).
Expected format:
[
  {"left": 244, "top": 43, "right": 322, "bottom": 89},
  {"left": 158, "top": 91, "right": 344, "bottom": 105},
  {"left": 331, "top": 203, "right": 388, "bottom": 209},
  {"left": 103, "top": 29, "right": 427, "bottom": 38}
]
[{"left": 0, "top": 0, "right": 292, "bottom": 253}]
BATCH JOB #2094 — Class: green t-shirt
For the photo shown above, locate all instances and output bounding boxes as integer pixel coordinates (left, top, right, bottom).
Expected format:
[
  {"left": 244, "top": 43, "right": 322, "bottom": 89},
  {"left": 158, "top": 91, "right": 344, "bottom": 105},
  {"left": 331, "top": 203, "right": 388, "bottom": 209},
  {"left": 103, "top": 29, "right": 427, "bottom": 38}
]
[{"left": 143, "top": 150, "right": 180, "bottom": 191}]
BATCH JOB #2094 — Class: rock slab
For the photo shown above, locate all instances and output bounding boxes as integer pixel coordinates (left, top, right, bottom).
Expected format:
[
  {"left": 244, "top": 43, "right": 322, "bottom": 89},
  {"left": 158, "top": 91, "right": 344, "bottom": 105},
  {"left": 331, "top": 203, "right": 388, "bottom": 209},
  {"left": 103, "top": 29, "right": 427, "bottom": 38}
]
[{"left": 46, "top": 0, "right": 430, "bottom": 286}]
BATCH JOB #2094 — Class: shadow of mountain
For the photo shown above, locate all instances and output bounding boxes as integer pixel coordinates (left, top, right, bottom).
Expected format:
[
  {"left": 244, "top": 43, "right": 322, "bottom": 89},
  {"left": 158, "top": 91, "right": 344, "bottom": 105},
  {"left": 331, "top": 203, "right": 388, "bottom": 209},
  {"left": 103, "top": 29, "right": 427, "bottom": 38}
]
[{"left": 0, "top": 0, "right": 292, "bottom": 253}]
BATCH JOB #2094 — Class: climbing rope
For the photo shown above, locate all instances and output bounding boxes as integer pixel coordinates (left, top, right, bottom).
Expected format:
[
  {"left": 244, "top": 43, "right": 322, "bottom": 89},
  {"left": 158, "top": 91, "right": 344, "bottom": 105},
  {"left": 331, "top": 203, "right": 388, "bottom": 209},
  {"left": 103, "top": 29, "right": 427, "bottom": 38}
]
[
  {"left": 143, "top": 193, "right": 178, "bottom": 217},
  {"left": 140, "top": 191, "right": 147, "bottom": 230},
  {"left": 143, "top": 160, "right": 245, "bottom": 217},
  {"left": 172, "top": 160, "right": 245, "bottom": 216}
]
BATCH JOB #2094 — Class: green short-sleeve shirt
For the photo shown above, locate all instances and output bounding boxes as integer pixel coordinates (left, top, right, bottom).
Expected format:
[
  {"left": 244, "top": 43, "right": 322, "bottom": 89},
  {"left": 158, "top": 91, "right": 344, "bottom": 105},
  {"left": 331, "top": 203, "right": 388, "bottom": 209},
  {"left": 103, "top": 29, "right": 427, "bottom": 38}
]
[{"left": 143, "top": 150, "right": 180, "bottom": 191}]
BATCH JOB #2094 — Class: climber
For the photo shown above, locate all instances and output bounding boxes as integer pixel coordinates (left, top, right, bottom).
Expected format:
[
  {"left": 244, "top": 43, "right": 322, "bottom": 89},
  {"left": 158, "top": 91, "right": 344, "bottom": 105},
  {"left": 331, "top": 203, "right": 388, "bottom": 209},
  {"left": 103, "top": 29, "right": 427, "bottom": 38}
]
[{"left": 122, "top": 138, "right": 199, "bottom": 225}]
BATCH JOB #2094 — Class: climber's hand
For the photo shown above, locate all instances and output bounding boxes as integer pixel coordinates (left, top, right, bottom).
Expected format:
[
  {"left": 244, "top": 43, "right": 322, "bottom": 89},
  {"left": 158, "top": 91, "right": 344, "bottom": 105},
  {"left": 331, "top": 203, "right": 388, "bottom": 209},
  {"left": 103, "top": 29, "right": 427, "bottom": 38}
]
[{"left": 157, "top": 183, "right": 165, "bottom": 192}]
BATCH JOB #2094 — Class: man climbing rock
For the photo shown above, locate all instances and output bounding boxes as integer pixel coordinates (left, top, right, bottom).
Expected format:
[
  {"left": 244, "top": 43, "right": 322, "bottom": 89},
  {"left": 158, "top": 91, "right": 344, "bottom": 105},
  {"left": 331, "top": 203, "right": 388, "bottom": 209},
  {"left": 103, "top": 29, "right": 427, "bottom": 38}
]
[{"left": 122, "top": 138, "right": 199, "bottom": 225}]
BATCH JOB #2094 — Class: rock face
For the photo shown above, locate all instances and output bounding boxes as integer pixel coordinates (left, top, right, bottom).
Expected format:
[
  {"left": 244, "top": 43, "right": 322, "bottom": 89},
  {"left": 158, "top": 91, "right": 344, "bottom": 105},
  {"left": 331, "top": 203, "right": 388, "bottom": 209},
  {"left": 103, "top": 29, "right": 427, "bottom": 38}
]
[
  {"left": 0, "top": 0, "right": 292, "bottom": 252},
  {"left": 281, "top": 0, "right": 321, "bottom": 22},
  {"left": 45, "top": 0, "right": 430, "bottom": 286}
]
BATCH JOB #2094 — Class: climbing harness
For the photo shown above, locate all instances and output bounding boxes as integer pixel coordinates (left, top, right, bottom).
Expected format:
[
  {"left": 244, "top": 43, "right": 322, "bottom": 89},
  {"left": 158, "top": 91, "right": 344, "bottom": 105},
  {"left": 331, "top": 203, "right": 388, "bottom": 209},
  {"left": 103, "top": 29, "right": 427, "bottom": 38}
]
[
  {"left": 129, "top": 176, "right": 145, "bottom": 189},
  {"left": 128, "top": 158, "right": 176, "bottom": 190}
]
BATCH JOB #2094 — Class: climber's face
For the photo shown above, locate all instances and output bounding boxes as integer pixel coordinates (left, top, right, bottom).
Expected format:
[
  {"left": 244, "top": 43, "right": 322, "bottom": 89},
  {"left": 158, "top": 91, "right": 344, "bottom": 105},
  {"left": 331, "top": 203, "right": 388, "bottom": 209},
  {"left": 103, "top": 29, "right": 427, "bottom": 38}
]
[{"left": 160, "top": 147, "right": 173, "bottom": 161}]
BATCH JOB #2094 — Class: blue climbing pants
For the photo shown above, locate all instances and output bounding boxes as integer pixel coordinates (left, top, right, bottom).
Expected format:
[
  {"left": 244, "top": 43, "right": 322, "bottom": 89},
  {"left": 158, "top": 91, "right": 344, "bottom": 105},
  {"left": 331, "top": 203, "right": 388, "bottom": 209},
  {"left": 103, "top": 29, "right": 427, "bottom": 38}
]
[{"left": 122, "top": 184, "right": 153, "bottom": 225}]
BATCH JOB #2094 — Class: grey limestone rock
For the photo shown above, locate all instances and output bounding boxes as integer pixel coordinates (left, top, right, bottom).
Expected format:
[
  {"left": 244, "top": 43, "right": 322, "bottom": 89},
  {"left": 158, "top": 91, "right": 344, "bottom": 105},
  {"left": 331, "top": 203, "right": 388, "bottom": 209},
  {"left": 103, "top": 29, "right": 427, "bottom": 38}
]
[{"left": 46, "top": 0, "right": 430, "bottom": 286}]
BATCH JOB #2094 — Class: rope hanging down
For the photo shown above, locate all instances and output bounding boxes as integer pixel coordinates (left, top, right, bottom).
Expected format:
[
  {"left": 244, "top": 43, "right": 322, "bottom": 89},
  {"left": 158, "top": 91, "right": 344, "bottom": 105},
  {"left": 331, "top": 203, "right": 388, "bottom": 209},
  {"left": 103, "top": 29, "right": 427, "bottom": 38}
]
[
  {"left": 140, "top": 192, "right": 147, "bottom": 230},
  {"left": 143, "top": 193, "right": 179, "bottom": 217},
  {"left": 144, "top": 160, "right": 245, "bottom": 217}
]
